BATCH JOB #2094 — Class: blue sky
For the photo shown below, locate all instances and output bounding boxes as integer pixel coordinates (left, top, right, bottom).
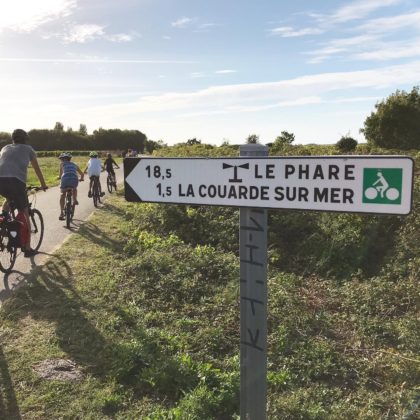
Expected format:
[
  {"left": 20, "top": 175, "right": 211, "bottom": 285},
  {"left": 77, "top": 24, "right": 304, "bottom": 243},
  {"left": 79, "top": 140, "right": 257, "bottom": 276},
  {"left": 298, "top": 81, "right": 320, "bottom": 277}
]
[{"left": 0, "top": 0, "right": 419, "bottom": 145}]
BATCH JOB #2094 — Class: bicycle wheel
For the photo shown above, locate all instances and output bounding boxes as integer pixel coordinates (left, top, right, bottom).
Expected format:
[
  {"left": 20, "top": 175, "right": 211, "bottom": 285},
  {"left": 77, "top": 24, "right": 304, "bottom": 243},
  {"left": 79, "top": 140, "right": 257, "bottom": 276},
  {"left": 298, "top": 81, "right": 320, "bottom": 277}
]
[
  {"left": 66, "top": 199, "right": 72, "bottom": 228},
  {"left": 30, "top": 208, "right": 44, "bottom": 251},
  {"left": 386, "top": 188, "right": 400, "bottom": 201},
  {"left": 93, "top": 178, "right": 99, "bottom": 207},
  {"left": 364, "top": 187, "right": 378, "bottom": 200},
  {"left": 93, "top": 188, "right": 98, "bottom": 207},
  {"left": 0, "top": 230, "right": 17, "bottom": 273},
  {"left": 107, "top": 175, "right": 113, "bottom": 193}
]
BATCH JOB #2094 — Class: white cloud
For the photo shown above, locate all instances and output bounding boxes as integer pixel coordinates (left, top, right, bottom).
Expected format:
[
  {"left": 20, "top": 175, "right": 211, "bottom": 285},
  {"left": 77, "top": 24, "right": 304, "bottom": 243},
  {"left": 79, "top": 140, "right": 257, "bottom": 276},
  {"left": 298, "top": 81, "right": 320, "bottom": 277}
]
[
  {"left": 190, "top": 72, "right": 206, "bottom": 78},
  {"left": 63, "top": 24, "right": 105, "bottom": 43},
  {"left": 0, "top": 0, "right": 76, "bottom": 33},
  {"left": 223, "top": 97, "right": 322, "bottom": 113},
  {"left": 171, "top": 17, "right": 193, "bottom": 28},
  {"left": 332, "top": 96, "right": 382, "bottom": 104},
  {"left": 46, "top": 24, "right": 139, "bottom": 44},
  {"left": 305, "top": 35, "right": 380, "bottom": 63},
  {"left": 105, "top": 33, "right": 135, "bottom": 43},
  {"left": 351, "top": 39, "right": 420, "bottom": 60},
  {"left": 278, "top": 0, "right": 402, "bottom": 44},
  {"left": 215, "top": 69, "right": 237, "bottom": 74},
  {"left": 193, "top": 22, "right": 220, "bottom": 33},
  {"left": 198, "top": 23, "right": 218, "bottom": 29},
  {"left": 327, "top": 34, "right": 380, "bottom": 48},
  {"left": 270, "top": 26, "right": 324, "bottom": 37},
  {"left": 355, "top": 10, "right": 420, "bottom": 33},
  {"left": 327, "top": 0, "right": 403, "bottom": 23},
  {"left": 305, "top": 9, "right": 420, "bottom": 64},
  {"left": 271, "top": 0, "right": 403, "bottom": 41},
  {"left": 162, "top": 35, "right": 171, "bottom": 40},
  {"left": 77, "top": 61, "right": 420, "bottom": 117}
]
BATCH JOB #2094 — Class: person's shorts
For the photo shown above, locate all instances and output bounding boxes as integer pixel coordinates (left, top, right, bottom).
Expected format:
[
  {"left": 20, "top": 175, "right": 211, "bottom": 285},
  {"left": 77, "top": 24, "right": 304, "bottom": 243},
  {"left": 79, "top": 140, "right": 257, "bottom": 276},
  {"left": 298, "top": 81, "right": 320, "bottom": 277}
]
[
  {"left": 106, "top": 168, "right": 115, "bottom": 176},
  {"left": 60, "top": 177, "right": 78, "bottom": 192},
  {"left": 0, "top": 177, "right": 29, "bottom": 210},
  {"left": 89, "top": 175, "right": 100, "bottom": 180}
]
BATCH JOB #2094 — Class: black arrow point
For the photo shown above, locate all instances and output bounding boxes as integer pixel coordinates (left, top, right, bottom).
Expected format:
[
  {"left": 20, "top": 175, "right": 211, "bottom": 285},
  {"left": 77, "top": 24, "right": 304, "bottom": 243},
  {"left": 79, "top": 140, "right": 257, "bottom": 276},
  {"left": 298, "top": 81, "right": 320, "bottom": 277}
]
[{"left": 124, "top": 157, "right": 143, "bottom": 202}]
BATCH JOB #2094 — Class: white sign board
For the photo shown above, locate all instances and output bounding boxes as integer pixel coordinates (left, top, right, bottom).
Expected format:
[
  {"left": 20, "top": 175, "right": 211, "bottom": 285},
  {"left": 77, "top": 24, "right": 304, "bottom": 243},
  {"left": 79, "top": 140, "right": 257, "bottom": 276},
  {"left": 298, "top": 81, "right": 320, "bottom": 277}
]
[{"left": 124, "top": 156, "right": 414, "bottom": 215}]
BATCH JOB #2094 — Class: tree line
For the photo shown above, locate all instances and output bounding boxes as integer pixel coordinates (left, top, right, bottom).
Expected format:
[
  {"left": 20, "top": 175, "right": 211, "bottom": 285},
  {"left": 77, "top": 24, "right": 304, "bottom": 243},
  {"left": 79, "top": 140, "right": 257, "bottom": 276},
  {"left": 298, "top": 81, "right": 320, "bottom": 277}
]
[{"left": 0, "top": 123, "right": 148, "bottom": 153}]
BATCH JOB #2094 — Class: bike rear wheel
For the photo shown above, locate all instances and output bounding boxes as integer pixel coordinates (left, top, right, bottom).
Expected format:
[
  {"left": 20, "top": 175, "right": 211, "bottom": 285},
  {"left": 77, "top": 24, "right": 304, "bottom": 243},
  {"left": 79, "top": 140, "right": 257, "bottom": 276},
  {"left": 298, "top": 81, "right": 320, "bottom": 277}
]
[
  {"left": 65, "top": 197, "right": 72, "bottom": 228},
  {"left": 30, "top": 208, "right": 44, "bottom": 251},
  {"left": 107, "top": 175, "right": 113, "bottom": 193},
  {"left": 93, "top": 178, "right": 100, "bottom": 207},
  {"left": 0, "top": 230, "right": 17, "bottom": 273}
]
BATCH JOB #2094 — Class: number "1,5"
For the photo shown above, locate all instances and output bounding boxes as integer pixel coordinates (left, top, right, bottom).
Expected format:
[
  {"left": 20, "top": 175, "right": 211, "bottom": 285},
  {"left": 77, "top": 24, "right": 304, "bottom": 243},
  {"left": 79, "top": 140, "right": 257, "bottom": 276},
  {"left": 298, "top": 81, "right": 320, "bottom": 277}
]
[{"left": 157, "top": 183, "right": 172, "bottom": 197}]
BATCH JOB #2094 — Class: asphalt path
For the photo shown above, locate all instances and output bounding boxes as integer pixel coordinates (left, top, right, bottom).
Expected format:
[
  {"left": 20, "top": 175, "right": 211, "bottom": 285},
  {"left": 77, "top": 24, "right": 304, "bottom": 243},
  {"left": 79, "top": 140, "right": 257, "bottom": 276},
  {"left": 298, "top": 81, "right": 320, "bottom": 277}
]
[{"left": 0, "top": 167, "right": 124, "bottom": 302}]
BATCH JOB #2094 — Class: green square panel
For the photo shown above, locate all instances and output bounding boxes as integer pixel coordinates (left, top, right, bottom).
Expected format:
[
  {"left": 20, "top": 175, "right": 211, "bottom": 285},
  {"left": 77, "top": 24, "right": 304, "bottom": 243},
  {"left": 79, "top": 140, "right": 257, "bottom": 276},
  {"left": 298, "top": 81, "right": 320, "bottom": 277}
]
[{"left": 363, "top": 168, "right": 403, "bottom": 204}]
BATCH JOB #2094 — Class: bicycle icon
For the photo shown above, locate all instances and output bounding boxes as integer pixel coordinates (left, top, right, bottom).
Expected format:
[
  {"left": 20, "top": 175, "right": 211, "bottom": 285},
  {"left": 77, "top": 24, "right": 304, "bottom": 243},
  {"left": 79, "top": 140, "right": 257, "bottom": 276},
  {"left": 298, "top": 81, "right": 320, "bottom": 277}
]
[{"left": 364, "top": 171, "right": 400, "bottom": 201}]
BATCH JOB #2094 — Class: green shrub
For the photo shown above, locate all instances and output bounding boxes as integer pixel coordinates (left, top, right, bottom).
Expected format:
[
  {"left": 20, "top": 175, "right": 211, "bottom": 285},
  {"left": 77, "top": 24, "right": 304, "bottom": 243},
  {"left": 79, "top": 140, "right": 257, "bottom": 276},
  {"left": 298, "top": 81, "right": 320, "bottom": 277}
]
[{"left": 336, "top": 136, "right": 358, "bottom": 152}]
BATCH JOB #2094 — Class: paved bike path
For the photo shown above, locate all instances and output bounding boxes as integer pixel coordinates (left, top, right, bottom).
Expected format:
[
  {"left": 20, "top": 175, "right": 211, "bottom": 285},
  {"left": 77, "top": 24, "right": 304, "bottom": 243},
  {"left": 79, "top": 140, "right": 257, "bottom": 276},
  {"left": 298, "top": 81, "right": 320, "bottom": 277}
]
[{"left": 0, "top": 167, "right": 124, "bottom": 302}]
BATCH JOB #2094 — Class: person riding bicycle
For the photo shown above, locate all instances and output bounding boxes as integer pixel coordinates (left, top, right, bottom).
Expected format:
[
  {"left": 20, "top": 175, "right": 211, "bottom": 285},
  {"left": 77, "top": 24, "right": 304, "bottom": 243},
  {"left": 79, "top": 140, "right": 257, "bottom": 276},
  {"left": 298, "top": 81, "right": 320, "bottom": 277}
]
[
  {"left": 0, "top": 129, "right": 47, "bottom": 257},
  {"left": 104, "top": 153, "right": 119, "bottom": 182},
  {"left": 58, "top": 153, "right": 84, "bottom": 220},
  {"left": 84, "top": 152, "right": 105, "bottom": 198},
  {"left": 372, "top": 171, "right": 389, "bottom": 198}
]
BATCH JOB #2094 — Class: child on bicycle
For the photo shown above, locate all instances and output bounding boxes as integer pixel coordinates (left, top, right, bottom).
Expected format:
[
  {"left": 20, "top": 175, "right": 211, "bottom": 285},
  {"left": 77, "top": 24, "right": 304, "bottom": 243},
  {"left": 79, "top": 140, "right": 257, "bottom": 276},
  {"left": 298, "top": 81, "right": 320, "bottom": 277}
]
[
  {"left": 84, "top": 151, "right": 105, "bottom": 198},
  {"left": 104, "top": 153, "right": 119, "bottom": 183},
  {"left": 58, "top": 152, "right": 84, "bottom": 220},
  {"left": 0, "top": 129, "right": 48, "bottom": 256}
]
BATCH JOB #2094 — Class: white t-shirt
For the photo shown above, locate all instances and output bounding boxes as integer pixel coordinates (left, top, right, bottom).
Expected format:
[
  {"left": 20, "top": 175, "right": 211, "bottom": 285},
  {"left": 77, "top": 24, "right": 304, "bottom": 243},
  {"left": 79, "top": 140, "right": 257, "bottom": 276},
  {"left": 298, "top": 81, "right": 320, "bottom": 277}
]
[{"left": 87, "top": 158, "right": 102, "bottom": 177}]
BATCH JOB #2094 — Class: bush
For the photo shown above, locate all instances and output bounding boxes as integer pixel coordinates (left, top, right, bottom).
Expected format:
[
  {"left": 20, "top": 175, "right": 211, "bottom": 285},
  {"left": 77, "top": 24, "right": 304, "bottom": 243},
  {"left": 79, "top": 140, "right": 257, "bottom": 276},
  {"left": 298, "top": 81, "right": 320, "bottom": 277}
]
[
  {"left": 361, "top": 86, "right": 420, "bottom": 150},
  {"left": 336, "top": 136, "right": 358, "bottom": 152}
]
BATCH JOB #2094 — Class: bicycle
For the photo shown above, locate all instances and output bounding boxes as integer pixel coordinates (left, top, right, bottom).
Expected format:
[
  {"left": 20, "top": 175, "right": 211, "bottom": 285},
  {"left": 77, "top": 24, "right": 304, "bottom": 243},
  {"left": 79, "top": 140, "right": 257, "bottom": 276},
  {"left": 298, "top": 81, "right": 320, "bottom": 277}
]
[
  {"left": 63, "top": 188, "right": 75, "bottom": 228},
  {"left": 364, "top": 186, "right": 400, "bottom": 201},
  {"left": 0, "top": 186, "right": 45, "bottom": 273},
  {"left": 91, "top": 176, "right": 102, "bottom": 207},
  {"left": 106, "top": 171, "right": 117, "bottom": 193}
]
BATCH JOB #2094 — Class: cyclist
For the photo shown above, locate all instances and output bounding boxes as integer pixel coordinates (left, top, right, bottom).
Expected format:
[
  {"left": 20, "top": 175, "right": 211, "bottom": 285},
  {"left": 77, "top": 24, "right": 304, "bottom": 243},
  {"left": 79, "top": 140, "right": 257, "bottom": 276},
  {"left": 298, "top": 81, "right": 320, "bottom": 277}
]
[
  {"left": 372, "top": 171, "right": 389, "bottom": 198},
  {"left": 104, "top": 153, "right": 119, "bottom": 184},
  {"left": 0, "top": 129, "right": 47, "bottom": 257},
  {"left": 84, "top": 151, "right": 105, "bottom": 198},
  {"left": 58, "top": 153, "right": 84, "bottom": 220}
]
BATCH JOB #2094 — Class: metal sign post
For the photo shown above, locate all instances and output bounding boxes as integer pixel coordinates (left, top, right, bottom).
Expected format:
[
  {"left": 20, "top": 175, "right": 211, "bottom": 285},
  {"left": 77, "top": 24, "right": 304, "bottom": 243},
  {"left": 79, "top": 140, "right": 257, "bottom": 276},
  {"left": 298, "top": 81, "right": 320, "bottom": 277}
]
[{"left": 239, "top": 144, "right": 268, "bottom": 420}]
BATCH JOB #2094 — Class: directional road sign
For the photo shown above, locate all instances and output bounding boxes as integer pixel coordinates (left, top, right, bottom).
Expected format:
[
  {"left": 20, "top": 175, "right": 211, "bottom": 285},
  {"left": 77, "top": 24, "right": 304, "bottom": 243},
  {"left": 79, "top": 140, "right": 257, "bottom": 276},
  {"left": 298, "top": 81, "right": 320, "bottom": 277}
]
[{"left": 124, "top": 156, "right": 414, "bottom": 215}]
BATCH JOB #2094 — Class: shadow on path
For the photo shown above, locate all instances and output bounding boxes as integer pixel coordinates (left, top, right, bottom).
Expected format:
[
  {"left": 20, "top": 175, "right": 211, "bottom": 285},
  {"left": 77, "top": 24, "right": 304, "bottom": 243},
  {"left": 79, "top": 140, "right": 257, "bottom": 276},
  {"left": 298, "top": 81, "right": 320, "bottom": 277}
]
[
  {"left": 1, "top": 252, "right": 56, "bottom": 303},
  {"left": 74, "top": 220, "right": 123, "bottom": 251}
]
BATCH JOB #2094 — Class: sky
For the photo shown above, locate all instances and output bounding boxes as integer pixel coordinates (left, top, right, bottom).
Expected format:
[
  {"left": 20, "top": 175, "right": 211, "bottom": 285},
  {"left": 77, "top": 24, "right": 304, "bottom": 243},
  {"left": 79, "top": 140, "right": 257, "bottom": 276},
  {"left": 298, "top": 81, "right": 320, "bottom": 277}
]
[{"left": 0, "top": 0, "right": 419, "bottom": 146}]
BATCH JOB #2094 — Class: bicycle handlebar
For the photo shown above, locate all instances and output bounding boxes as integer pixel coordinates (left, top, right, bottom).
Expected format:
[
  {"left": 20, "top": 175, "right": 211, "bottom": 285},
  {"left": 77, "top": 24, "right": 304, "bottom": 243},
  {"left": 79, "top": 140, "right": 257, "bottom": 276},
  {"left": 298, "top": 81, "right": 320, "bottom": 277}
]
[{"left": 26, "top": 186, "right": 48, "bottom": 192}]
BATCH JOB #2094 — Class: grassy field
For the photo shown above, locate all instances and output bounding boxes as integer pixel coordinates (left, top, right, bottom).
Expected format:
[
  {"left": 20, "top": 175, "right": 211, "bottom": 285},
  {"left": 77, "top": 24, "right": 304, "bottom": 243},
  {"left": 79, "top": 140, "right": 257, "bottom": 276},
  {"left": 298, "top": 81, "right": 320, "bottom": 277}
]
[
  {"left": 0, "top": 185, "right": 418, "bottom": 418},
  {"left": 1, "top": 145, "right": 419, "bottom": 418},
  {"left": 27, "top": 156, "right": 122, "bottom": 187}
]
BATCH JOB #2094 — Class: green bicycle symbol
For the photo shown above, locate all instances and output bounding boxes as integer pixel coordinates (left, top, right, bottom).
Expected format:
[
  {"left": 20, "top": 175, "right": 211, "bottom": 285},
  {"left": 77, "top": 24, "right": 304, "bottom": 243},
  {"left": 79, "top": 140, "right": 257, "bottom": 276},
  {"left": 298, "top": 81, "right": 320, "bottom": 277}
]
[{"left": 364, "top": 170, "right": 400, "bottom": 201}]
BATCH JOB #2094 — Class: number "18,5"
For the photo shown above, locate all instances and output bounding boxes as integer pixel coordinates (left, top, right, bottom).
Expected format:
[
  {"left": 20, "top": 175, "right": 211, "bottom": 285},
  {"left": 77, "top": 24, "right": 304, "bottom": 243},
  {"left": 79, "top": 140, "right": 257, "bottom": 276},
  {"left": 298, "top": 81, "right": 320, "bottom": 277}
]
[{"left": 146, "top": 165, "right": 172, "bottom": 179}]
